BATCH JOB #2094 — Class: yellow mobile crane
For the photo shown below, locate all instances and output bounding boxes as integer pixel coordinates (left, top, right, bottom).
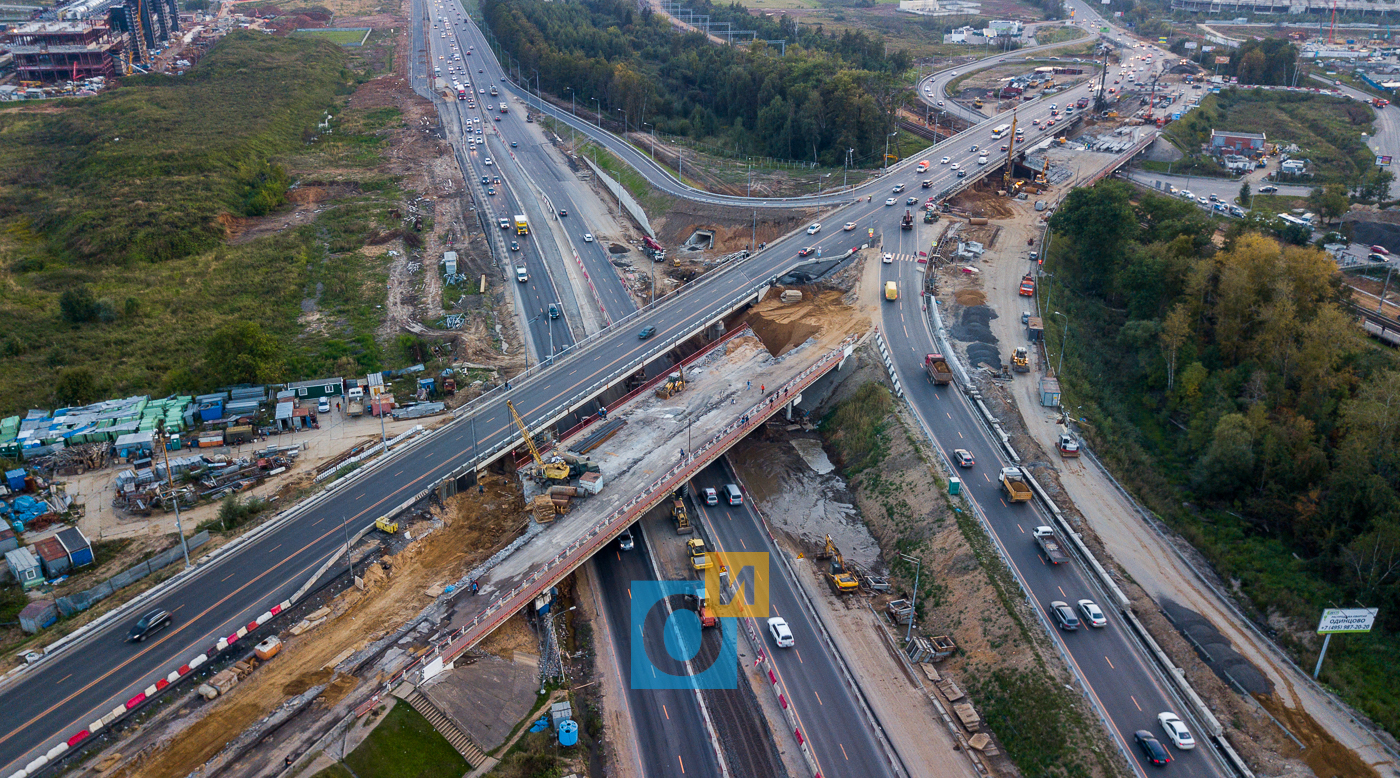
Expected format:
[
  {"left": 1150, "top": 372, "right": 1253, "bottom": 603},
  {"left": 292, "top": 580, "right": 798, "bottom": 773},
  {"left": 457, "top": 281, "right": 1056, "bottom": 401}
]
[
  {"left": 507, "top": 400, "right": 572, "bottom": 482},
  {"left": 819, "top": 534, "right": 860, "bottom": 593},
  {"left": 1001, "top": 113, "right": 1019, "bottom": 193},
  {"left": 1035, "top": 157, "right": 1050, "bottom": 186}
]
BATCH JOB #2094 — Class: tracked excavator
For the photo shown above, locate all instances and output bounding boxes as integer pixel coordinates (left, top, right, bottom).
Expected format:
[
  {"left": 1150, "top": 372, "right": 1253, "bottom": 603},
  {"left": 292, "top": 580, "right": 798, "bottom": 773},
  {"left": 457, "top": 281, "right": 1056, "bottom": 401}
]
[
  {"left": 507, "top": 400, "right": 572, "bottom": 482},
  {"left": 817, "top": 534, "right": 860, "bottom": 594}
]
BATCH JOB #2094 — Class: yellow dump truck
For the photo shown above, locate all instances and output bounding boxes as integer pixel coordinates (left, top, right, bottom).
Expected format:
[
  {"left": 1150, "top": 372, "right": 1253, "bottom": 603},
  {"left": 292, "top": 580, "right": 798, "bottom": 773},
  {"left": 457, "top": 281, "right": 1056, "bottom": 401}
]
[
  {"left": 1000, "top": 467, "right": 1033, "bottom": 502},
  {"left": 687, "top": 538, "right": 712, "bottom": 570}
]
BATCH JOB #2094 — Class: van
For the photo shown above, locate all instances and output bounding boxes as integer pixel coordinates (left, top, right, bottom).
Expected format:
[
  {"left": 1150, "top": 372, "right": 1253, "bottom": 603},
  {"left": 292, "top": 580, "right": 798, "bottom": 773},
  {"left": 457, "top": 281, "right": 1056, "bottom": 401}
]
[
  {"left": 724, "top": 484, "right": 742, "bottom": 506},
  {"left": 515, "top": 266, "right": 528, "bottom": 283},
  {"left": 977, "top": 156, "right": 988, "bottom": 165},
  {"left": 885, "top": 281, "right": 898, "bottom": 301}
]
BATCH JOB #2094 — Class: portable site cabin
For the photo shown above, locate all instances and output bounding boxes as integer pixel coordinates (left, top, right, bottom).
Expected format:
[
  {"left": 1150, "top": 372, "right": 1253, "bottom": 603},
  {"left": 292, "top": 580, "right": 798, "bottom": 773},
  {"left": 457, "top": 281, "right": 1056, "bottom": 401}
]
[
  {"left": 5, "top": 547, "right": 42, "bottom": 589},
  {"left": 0, "top": 528, "right": 17, "bottom": 555},
  {"left": 56, "top": 526, "right": 94, "bottom": 568},
  {"left": 33, "top": 536, "right": 69, "bottom": 578},
  {"left": 1039, "top": 376, "right": 1062, "bottom": 408},
  {"left": 287, "top": 378, "right": 345, "bottom": 402},
  {"left": 19, "top": 600, "right": 57, "bottom": 633}
]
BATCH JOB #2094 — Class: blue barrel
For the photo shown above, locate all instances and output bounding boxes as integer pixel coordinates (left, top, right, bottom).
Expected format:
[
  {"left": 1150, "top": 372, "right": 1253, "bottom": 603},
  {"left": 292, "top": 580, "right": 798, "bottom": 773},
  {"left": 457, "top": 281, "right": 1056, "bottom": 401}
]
[{"left": 558, "top": 719, "right": 578, "bottom": 747}]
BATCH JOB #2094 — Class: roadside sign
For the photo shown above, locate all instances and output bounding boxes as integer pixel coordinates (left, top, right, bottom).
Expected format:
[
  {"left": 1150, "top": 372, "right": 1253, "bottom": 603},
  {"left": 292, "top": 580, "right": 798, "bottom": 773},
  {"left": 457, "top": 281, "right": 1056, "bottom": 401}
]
[
  {"left": 1172, "top": 113, "right": 1181, "bottom": 120},
  {"left": 1378, "top": 155, "right": 1393, "bottom": 166},
  {"left": 1317, "top": 608, "right": 1378, "bottom": 634}
]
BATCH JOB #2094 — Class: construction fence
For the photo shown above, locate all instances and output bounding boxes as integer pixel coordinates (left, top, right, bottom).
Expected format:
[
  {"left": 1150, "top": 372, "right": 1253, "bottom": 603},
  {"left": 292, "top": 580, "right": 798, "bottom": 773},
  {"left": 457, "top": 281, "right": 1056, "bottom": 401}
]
[{"left": 56, "top": 531, "right": 210, "bottom": 616}]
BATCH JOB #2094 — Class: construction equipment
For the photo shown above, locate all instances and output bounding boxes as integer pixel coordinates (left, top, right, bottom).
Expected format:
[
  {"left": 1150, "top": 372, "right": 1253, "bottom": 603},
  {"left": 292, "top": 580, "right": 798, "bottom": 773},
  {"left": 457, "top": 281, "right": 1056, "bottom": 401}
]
[
  {"left": 1019, "top": 274, "right": 1036, "bottom": 296},
  {"left": 655, "top": 369, "right": 686, "bottom": 399},
  {"left": 818, "top": 534, "right": 859, "bottom": 594},
  {"left": 1012, "top": 347, "right": 1030, "bottom": 373},
  {"left": 672, "top": 492, "right": 692, "bottom": 534},
  {"left": 924, "top": 354, "right": 953, "bottom": 385},
  {"left": 901, "top": 210, "right": 914, "bottom": 230},
  {"left": 1034, "top": 157, "right": 1049, "bottom": 186},
  {"left": 1000, "top": 467, "right": 1033, "bottom": 503},
  {"left": 687, "top": 538, "right": 712, "bottom": 570},
  {"left": 1001, "top": 113, "right": 1019, "bottom": 193},
  {"left": 973, "top": 97, "right": 984, "bottom": 109},
  {"left": 507, "top": 400, "right": 572, "bottom": 482},
  {"left": 374, "top": 516, "right": 399, "bottom": 534}
]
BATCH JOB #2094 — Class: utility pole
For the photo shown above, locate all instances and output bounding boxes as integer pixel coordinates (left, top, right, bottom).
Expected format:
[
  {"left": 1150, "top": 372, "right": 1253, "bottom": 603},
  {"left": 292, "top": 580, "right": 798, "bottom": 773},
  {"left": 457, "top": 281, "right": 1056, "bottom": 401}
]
[
  {"left": 899, "top": 552, "right": 921, "bottom": 643},
  {"left": 1054, "top": 310, "right": 1070, "bottom": 378},
  {"left": 155, "top": 421, "right": 191, "bottom": 568}
]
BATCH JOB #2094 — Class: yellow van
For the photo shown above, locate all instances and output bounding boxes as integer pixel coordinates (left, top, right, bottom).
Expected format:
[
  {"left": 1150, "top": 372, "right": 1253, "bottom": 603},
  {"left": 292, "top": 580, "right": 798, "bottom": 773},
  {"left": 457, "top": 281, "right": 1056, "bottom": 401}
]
[{"left": 885, "top": 281, "right": 898, "bottom": 301}]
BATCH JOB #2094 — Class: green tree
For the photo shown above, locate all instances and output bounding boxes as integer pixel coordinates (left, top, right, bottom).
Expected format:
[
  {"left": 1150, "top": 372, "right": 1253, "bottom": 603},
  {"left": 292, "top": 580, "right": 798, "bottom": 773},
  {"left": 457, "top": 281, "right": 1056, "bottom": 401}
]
[
  {"left": 1239, "top": 181, "right": 1251, "bottom": 206},
  {"left": 59, "top": 286, "right": 98, "bottom": 324},
  {"left": 1309, "top": 184, "right": 1350, "bottom": 223},
  {"left": 204, "top": 321, "right": 284, "bottom": 386},
  {"left": 55, "top": 366, "right": 98, "bottom": 406}
]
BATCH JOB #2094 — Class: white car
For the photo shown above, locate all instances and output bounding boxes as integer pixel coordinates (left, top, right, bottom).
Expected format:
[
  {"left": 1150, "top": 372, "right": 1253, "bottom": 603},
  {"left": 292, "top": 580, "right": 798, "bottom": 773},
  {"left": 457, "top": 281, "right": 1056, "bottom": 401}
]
[
  {"left": 484, "top": 157, "right": 493, "bottom": 166},
  {"left": 843, "top": 222, "right": 857, "bottom": 231},
  {"left": 950, "top": 162, "right": 960, "bottom": 170},
  {"left": 937, "top": 100, "right": 945, "bottom": 107},
  {"left": 582, "top": 233, "right": 594, "bottom": 242},
  {"left": 882, "top": 252, "right": 893, "bottom": 264},
  {"left": 941, "top": 156, "right": 951, "bottom": 164},
  {"left": 768, "top": 617, "right": 795, "bottom": 648},
  {"left": 807, "top": 223, "right": 822, "bottom": 235},
  {"left": 1077, "top": 599, "right": 1107, "bottom": 628},
  {"left": 1158, "top": 712, "right": 1196, "bottom": 750},
  {"left": 885, "top": 197, "right": 897, "bottom": 206}
]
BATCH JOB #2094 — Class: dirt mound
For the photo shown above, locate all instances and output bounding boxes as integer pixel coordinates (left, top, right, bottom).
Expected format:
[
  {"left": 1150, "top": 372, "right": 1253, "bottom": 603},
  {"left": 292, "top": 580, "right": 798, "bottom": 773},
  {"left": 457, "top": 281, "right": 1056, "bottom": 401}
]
[
  {"left": 652, "top": 200, "right": 819, "bottom": 256},
  {"left": 739, "top": 287, "right": 854, "bottom": 356},
  {"left": 955, "top": 289, "right": 986, "bottom": 306},
  {"left": 282, "top": 668, "right": 334, "bottom": 696}
]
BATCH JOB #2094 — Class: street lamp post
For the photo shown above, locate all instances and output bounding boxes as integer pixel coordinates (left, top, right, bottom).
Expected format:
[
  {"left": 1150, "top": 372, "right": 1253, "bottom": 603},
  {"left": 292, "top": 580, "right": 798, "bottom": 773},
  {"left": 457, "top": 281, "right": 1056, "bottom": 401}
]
[
  {"left": 642, "top": 122, "right": 655, "bottom": 161},
  {"left": 899, "top": 552, "right": 922, "bottom": 643},
  {"left": 1053, "top": 310, "right": 1070, "bottom": 378},
  {"left": 154, "top": 422, "right": 191, "bottom": 568},
  {"left": 591, "top": 97, "right": 601, "bottom": 128},
  {"left": 617, "top": 107, "right": 628, "bottom": 135},
  {"left": 843, "top": 147, "right": 853, "bottom": 191},
  {"left": 884, "top": 131, "right": 898, "bottom": 173}
]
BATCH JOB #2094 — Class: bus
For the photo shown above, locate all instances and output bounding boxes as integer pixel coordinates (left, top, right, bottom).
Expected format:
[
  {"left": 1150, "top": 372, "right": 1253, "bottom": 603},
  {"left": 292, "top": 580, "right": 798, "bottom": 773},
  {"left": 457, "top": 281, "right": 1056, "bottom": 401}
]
[{"left": 991, "top": 124, "right": 1011, "bottom": 140}]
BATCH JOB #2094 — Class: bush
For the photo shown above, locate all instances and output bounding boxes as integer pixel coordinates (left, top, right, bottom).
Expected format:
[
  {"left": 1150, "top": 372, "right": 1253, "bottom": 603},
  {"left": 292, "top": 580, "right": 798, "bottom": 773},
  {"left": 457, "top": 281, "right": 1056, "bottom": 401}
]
[
  {"left": 216, "top": 495, "right": 270, "bottom": 531},
  {"left": 59, "top": 286, "right": 97, "bottom": 324},
  {"left": 820, "top": 381, "right": 893, "bottom": 474}
]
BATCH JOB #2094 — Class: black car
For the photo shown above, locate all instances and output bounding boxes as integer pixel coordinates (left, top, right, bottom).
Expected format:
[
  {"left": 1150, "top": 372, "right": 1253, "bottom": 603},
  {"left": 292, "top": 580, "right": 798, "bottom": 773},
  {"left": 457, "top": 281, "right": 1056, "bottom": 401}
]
[
  {"left": 1135, "top": 731, "right": 1172, "bottom": 766},
  {"left": 638, "top": 325, "right": 656, "bottom": 340},
  {"left": 957, "top": 170, "right": 967, "bottom": 178},
  {"left": 127, "top": 608, "right": 172, "bottom": 643},
  {"left": 559, "top": 209, "right": 568, "bottom": 217}
]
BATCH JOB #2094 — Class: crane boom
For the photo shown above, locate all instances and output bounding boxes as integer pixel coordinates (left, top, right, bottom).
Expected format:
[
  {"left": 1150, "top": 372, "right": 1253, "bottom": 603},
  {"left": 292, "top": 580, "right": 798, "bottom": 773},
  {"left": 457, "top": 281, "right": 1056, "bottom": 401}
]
[
  {"left": 507, "top": 400, "right": 545, "bottom": 467},
  {"left": 1001, "top": 112, "right": 1019, "bottom": 191}
]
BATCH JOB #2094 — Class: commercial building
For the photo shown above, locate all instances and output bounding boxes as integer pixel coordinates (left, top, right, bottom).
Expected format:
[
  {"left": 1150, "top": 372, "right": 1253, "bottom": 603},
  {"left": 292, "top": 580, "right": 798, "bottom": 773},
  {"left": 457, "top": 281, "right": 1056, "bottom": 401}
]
[
  {"left": 1209, "top": 129, "right": 1267, "bottom": 154},
  {"left": 2, "top": 21, "right": 122, "bottom": 83}
]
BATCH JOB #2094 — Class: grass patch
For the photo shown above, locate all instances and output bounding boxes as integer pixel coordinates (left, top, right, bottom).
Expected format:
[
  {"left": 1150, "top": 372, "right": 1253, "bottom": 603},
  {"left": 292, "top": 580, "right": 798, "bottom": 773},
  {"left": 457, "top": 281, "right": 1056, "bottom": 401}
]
[
  {"left": 1163, "top": 88, "right": 1376, "bottom": 185},
  {"left": 820, "top": 381, "right": 894, "bottom": 476},
  {"left": 1032, "top": 25, "right": 1087, "bottom": 45},
  {"left": 308, "top": 765, "right": 355, "bottom": 778},
  {"left": 576, "top": 141, "right": 675, "bottom": 216},
  {"left": 489, "top": 730, "right": 568, "bottom": 778},
  {"left": 344, "top": 701, "right": 468, "bottom": 778},
  {"left": 290, "top": 28, "right": 370, "bottom": 45},
  {"left": 0, "top": 33, "right": 406, "bottom": 413}
]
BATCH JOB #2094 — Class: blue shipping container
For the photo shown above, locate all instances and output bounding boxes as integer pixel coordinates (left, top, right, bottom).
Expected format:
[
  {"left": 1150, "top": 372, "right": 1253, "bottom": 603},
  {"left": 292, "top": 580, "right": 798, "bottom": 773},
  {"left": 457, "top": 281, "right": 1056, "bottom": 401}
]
[{"left": 5, "top": 468, "right": 25, "bottom": 492}]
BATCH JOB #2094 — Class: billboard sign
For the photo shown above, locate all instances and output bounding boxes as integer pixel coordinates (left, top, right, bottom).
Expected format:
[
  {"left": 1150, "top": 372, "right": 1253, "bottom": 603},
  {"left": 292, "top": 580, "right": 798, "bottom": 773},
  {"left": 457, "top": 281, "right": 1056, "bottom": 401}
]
[
  {"left": 1216, "top": 56, "right": 1231, "bottom": 65},
  {"left": 1379, "top": 155, "right": 1393, "bottom": 167},
  {"left": 1316, "top": 608, "right": 1378, "bottom": 634}
]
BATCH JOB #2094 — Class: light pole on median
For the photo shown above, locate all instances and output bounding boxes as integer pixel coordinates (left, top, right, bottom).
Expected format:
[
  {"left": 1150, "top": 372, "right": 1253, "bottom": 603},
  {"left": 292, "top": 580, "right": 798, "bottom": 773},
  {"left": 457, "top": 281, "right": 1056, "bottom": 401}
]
[
  {"left": 642, "top": 122, "right": 655, "bottom": 161},
  {"left": 617, "top": 107, "right": 628, "bottom": 135},
  {"left": 884, "top": 131, "right": 898, "bottom": 174},
  {"left": 592, "top": 97, "right": 601, "bottom": 128}
]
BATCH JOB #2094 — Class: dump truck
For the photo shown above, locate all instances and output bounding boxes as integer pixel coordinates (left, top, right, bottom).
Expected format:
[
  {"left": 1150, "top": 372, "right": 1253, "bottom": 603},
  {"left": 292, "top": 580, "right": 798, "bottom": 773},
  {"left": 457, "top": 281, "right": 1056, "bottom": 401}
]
[
  {"left": 687, "top": 538, "right": 712, "bottom": 570},
  {"left": 1019, "top": 274, "right": 1036, "bottom": 296},
  {"left": 1027, "top": 316, "right": 1044, "bottom": 342},
  {"left": 924, "top": 353, "right": 953, "bottom": 385},
  {"left": 514, "top": 215, "right": 529, "bottom": 235},
  {"left": 1033, "top": 525, "right": 1070, "bottom": 564},
  {"left": 901, "top": 210, "right": 914, "bottom": 230},
  {"left": 346, "top": 386, "right": 365, "bottom": 418},
  {"left": 1012, "top": 346, "right": 1030, "bottom": 373},
  {"left": 1000, "top": 466, "right": 1032, "bottom": 502},
  {"left": 924, "top": 209, "right": 937, "bottom": 224},
  {"left": 672, "top": 493, "right": 692, "bottom": 534}
]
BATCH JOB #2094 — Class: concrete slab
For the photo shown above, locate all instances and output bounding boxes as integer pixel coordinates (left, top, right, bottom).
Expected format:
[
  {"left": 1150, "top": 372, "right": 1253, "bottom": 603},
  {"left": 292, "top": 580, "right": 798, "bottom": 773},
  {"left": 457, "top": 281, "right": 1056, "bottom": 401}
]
[{"left": 422, "top": 653, "right": 541, "bottom": 752}]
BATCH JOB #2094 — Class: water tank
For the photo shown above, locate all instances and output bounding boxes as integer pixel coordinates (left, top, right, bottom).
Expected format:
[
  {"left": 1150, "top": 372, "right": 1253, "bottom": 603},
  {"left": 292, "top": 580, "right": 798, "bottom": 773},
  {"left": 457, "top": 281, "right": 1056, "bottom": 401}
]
[{"left": 557, "top": 719, "right": 578, "bottom": 747}]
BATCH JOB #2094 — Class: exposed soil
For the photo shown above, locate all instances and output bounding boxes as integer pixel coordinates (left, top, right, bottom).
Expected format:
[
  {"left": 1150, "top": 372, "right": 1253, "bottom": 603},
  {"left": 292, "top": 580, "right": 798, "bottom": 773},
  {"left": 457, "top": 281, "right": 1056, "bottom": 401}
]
[{"left": 651, "top": 199, "right": 823, "bottom": 259}]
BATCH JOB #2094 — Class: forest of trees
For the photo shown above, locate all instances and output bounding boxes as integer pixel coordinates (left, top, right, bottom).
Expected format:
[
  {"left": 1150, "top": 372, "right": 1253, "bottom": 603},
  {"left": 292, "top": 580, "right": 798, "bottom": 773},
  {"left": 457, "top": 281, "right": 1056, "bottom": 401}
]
[
  {"left": 1048, "top": 181, "right": 1399, "bottom": 732},
  {"left": 482, "top": 0, "right": 912, "bottom": 164}
]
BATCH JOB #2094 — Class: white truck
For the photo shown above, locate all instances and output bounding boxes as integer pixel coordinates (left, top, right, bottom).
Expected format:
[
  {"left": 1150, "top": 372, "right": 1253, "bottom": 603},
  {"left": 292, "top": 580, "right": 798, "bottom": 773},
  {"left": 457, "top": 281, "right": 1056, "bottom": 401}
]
[
  {"left": 346, "top": 386, "right": 365, "bottom": 418},
  {"left": 1033, "top": 525, "right": 1070, "bottom": 565}
]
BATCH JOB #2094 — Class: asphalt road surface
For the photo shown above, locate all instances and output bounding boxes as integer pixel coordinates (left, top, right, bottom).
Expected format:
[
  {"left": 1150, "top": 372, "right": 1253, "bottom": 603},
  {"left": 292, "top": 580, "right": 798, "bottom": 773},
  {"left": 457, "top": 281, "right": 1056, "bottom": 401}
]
[{"left": 877, "top": 255, "right": 1231, "bottom": 778}]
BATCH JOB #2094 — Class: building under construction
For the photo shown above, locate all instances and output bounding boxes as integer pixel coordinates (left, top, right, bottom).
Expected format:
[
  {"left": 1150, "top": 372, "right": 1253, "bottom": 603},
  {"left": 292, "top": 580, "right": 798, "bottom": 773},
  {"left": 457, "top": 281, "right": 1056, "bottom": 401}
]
[
  {"left": 2, "top": 21, "right": 122, "bottom": 83},
  {"left": 107, "top": 0, "right": 179, "bottom": 66}
]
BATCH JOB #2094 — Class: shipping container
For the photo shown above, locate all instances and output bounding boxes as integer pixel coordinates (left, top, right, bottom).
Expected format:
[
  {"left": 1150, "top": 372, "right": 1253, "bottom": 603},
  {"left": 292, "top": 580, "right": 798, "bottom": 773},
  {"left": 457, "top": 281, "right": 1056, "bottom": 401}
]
[
  {"left": 56, "top": 526, "right": 93, "bottom": 568},
  {"left": 33, "top": 536, "right": 69, "bottom": 578}
]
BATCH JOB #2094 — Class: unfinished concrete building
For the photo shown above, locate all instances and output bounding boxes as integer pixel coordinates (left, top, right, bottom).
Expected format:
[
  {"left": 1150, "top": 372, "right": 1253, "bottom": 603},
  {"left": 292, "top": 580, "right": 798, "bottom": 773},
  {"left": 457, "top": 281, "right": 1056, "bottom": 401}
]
[
  {"left": 108, "top": 0, "right": 178, "bottom": 66},
  {"left": 3, "top": 21, "right": 122, "bottom": 82}
]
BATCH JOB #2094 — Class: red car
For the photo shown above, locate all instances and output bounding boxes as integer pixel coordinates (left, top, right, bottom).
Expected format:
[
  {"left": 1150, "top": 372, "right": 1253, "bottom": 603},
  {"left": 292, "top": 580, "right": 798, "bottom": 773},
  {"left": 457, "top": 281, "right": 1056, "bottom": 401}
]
[{"left": 1371, "top": 245, "right": 1390, "bottom": 256}]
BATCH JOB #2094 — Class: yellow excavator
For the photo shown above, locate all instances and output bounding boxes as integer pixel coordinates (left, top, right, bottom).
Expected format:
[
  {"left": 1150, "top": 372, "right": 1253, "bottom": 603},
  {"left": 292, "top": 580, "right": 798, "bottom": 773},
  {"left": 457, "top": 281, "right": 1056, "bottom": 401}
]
[
  {"left": 655, "top": 369, "right": 686, "bottom": 399},
  {"left": 819, "top": 534, "right": 860, "bottom": 594},
  {"left": 1034, "top": 157, "right": 1049, "bottom": 186},
  {"left": 508, "top": 400, "right": 572, "bottom": 482}
]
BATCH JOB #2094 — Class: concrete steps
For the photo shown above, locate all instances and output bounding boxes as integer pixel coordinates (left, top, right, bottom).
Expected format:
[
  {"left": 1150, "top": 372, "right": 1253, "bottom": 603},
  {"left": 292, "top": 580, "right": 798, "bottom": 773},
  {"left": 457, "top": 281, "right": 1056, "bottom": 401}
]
[{"left": 402, "top": 688, "right": 488, "bottom": 767}]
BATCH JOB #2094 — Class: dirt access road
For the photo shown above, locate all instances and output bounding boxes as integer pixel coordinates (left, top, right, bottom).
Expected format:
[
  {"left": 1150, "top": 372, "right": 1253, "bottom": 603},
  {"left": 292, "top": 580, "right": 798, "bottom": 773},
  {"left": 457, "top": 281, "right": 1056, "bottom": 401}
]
[{"left": 955, "top": 181, "right": 1395, "bottom": 778}]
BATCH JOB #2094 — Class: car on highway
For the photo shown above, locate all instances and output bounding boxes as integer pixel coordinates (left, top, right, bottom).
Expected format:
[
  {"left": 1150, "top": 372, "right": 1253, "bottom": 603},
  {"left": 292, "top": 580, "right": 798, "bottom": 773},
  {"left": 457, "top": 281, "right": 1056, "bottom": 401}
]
[
  {"left": 1134, "top": 731, "right": 1172, "bottom": 766},
  {"left": 510, "top": 241, "right": 519, "bottom": 251},
  {"left": 937, "top": 100, "right": 945, "bottom": 107},
  {"left": 638, "top": 325, "right": 656, "bottom": 340},
  {"left": 619, "top": 529, "right": 634, "bottom": 551},
  {"left": 484, "top": 157, "right": 493, "bottom": 166},
  {"left": 1001, "top": 144, "right": 1009, "bottom": 152},
  {"left": 510, "top": 141, "right": 518, "bottom": 148},
  {"left": 1158, "top": 712, "right": 1195, "bottom": 750},
  {"left": 843, "top": 222, "right": 857, "bottom": 231},
  {"left": 548, "top": 302, "right": 559, "bottom": 319},
  {"left": 1033, "top": 118, "right": 1041, "bottom": 125},
  {"left": 892, "top": 183, "right": 906, "bottom": 193},
  {"left": 969, "top": 144, "right": 978, "bottom": 152},
  {"left": 559, "top": 209, "right": 568, "bottom": 217},
  {"left": 127, "top": 608, "right": 172, "bottom": 643},
  {"left": 807, "top": 223, "right": 822, "bottom": 234},
  {"left": 1077, "top": 599, "right": 1107, "bottom": 627},
  {"left": 885, "top": 197, "right": 897, "bottom": 206},
  {"left": 798, "top": 247, "right": 817, "bottom": 257},
  {"left": 941, "top": 156, "right": 950, "bottom": 164},
  {"left": 882, "top": 252, "right": 893, "bottom": 264},
  {"left": 957, "top": 170, "right": 966, "bottom": 178},
  {"left": 494, "top": 116, "right": 501, "bottom": 121},
  {"left": 767, "top": 617, "right": 795, "bottom": 648},
  {"left": 950, "top": 162, "right": 960, "bottom": 170},
  {"left": 953, "top": 449, "right": 975, "bottom": 467},
  {"left": 486, "top": 187, "right": 495, "bottom": 196},
  {"left": 583, "top": 233, "right": 594, "bottom": 242},
  {"left": 1048, "top": 600, "right": 1080, "bottom": 631}
]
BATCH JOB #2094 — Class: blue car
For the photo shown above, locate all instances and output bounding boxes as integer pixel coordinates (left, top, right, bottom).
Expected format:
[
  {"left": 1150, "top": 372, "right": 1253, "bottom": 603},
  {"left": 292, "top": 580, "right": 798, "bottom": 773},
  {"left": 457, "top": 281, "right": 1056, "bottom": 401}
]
[{"left": 638, "top": 325, "right": 656, "bottom": 340}]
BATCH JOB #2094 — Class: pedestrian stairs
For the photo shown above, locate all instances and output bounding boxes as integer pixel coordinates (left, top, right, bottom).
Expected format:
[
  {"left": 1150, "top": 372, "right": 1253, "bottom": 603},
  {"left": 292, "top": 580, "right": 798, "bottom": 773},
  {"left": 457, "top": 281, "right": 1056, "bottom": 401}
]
[{"left": 394, "top": 682, "right": 488, "bottom": 766}]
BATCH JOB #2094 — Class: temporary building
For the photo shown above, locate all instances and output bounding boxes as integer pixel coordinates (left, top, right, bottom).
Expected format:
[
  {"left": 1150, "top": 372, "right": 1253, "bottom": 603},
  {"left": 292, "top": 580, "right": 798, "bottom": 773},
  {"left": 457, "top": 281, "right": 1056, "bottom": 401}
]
[
  {"left": 5, "top": 547, "right": 42, "bottom": 589},
  {"left": 56, "top": 526, "right": 94, "bottom": 568},
  {"left": 33, "top": 536, "right": 69, "bottom": 578},
  {"left": 19, "top": 600, "right": 57, "bottom": 633}
]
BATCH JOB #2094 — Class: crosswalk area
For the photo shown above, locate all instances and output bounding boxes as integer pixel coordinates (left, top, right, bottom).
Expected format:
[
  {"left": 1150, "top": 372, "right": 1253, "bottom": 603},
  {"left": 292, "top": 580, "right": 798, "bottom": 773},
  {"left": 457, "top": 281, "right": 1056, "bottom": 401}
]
[{"left": 886, "top": 253, "right": 926, "bottom": 263}]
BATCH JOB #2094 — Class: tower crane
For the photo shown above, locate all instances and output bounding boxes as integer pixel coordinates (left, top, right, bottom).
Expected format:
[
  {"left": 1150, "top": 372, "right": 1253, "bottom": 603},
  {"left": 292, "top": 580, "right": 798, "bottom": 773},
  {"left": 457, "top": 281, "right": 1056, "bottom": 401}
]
[{"left": 1001, "top": 112, "right": 1019, "bottom": 192}]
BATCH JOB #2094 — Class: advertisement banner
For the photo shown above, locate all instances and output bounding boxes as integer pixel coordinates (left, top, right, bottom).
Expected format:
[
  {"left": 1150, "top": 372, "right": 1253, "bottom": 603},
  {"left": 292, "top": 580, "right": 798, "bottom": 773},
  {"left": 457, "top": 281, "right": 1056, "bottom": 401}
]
[
  {"left": 1316, "top": 608, "right": 1378, "bottom": 634},
  {"left": 1378, "top": 155, "right": 1393, "bottom": 167},
  {"left": 1185, "top": 41, "right": 1198, "bottom": 49},
  {"left": 1216, "top": 55, "right": 1231, "bottom": 64}
]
